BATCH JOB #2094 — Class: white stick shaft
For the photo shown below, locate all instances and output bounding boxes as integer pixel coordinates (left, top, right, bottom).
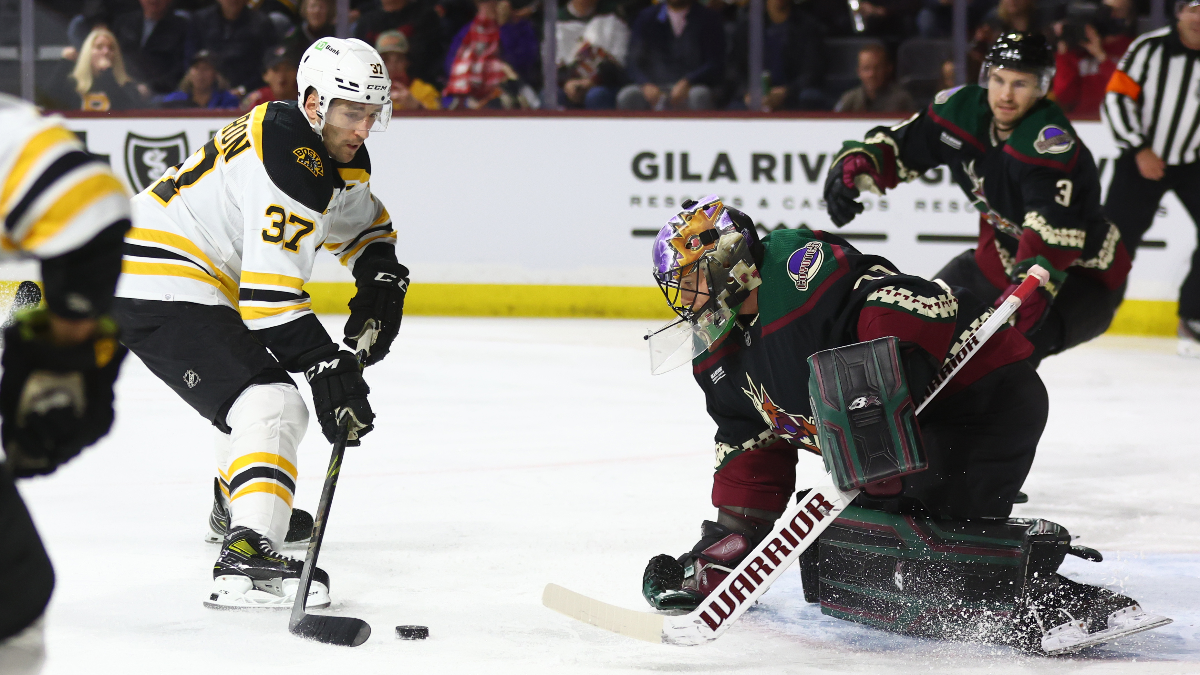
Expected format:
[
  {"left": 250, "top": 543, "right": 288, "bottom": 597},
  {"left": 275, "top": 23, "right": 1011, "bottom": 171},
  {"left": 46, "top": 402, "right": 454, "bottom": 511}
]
[
  {"left": 915, "top": 266, "right": 1048, "bottom": 415},
  {"left": 662, "top": 474, "right": 858, "bottom": 644}
]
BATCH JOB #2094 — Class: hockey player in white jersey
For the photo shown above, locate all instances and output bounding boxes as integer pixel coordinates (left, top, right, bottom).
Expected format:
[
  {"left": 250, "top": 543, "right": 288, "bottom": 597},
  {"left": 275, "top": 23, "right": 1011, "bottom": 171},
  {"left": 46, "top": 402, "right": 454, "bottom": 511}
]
[
  {"left": 111, "top": 37, "right": 409, "bottom": 609},
  {"left": 0, "top": 94, "right": 131, "bottom": 671}
]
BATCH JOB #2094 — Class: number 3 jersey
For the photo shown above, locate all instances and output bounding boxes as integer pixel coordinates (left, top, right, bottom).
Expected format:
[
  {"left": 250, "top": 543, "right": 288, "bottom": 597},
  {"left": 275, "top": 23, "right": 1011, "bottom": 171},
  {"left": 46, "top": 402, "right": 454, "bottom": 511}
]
[
  {"left": 116, "top": 101, "right": 396, "bottom": 367},
  {"left": 837, "top": 85, "right": 1130, "bottom": 296}
]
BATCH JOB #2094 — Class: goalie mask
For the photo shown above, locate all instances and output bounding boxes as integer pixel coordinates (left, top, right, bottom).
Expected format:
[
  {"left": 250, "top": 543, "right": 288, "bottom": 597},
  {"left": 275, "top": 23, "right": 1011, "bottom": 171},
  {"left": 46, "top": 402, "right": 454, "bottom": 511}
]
[{"left": 646, "top": 196, "right": 762, "bottom": 374}]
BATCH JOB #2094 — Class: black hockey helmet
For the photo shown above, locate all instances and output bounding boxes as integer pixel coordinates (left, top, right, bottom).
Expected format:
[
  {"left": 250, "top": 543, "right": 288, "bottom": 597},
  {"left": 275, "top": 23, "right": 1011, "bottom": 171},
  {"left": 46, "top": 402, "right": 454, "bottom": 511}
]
[{"left": 978, "top": 32, "right": 1056, "bottom": 94}]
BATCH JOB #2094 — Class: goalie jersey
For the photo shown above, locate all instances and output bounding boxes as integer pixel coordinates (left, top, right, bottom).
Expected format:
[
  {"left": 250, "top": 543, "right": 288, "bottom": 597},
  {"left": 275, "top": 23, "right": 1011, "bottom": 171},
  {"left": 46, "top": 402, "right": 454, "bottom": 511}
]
[
  {"left": 695, "top": 228, "right": 1032, "bottom": 477},
  {"left": 116, "top": 100, "right": 397, "bottom": 368}
]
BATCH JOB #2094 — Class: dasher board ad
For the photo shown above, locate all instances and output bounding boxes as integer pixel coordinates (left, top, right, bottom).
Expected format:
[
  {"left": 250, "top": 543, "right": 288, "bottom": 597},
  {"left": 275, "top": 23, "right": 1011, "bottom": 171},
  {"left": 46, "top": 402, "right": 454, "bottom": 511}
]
[{"left": 59, "top": 115, "right": 1196, "bottom": 301}]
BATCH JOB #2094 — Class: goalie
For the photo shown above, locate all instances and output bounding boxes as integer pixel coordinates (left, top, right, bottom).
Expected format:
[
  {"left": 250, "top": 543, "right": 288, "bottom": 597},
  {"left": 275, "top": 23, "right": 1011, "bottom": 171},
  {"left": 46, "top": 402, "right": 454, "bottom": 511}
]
[{"left": 640, "top": 196, "right": 1170, "bottom": 653}]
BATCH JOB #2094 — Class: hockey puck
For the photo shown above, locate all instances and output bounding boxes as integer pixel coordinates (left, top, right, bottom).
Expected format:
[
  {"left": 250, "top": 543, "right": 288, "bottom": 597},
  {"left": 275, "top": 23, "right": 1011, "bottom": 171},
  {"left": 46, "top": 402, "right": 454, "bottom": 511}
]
[{"left": 395, "top": 625, "right": 429, "bottom": 640}]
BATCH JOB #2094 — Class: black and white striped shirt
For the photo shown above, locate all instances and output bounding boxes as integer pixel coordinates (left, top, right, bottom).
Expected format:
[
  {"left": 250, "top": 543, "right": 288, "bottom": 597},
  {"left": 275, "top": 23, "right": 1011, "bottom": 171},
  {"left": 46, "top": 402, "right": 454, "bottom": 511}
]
[{"left": 1104, "top": 26, "right": 1200, "bottom": 165}]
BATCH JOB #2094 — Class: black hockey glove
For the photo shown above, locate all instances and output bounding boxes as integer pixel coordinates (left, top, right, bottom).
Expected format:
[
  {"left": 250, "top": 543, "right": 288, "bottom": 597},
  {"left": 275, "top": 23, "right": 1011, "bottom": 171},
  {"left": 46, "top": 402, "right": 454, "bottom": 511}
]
[
  {"left": 344, "top": 259, "right": 409, "bottom": 367},
  {"left": 0, "top": 309, "right": 127, "bottom": 478},
  {"left": 303, "top": 349, "right": 374, "bottom": 446},
  {"left": 823, "top": 154, "right": 869, "bottom": 227}
]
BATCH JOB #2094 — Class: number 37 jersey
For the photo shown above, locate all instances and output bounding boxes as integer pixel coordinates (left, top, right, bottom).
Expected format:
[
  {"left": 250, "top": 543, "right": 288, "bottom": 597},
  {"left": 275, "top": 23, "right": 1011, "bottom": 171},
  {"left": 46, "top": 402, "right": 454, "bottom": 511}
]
[{"left": 116, "top": 100, "right": 396, "bottom": 333}]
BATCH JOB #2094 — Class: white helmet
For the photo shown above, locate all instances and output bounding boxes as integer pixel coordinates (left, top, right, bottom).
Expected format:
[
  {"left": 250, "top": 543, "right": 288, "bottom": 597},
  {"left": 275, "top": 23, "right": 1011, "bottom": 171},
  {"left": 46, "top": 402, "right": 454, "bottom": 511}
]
[{"left": 296, "top": 37, "right": 392, "bottom": 135}]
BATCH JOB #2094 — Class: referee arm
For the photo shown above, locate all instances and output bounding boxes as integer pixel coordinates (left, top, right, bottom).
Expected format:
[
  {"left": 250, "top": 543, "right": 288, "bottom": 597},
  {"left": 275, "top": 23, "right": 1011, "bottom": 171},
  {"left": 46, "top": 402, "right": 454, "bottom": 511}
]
[{"left": 1103, "top": 32, "right": 1166, "bottom": 179}]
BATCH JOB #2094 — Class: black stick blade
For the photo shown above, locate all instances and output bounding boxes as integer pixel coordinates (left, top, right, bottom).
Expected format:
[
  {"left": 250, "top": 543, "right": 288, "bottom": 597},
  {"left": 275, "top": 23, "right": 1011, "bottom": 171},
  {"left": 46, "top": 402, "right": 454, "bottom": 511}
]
[{"left": 290, "top": 615, "right": 371, "bottom": 647}]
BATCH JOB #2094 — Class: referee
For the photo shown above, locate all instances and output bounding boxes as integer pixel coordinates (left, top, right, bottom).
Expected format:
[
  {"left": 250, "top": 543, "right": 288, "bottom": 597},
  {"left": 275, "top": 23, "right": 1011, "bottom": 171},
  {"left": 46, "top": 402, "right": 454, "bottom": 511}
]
[{"left": 1103, "top": 0, "right": 1200, "bottom": 356}]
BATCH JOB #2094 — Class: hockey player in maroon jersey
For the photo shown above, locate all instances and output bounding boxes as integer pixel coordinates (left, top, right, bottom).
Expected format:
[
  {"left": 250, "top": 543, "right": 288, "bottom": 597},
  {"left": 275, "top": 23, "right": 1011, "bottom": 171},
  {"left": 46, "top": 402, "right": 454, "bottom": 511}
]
[
  {"left": 639, "top": 196, "right": 1170, "bottom": 653},
  {"left": 824, "top": 33, "right": 1131, "bottom": 366}
]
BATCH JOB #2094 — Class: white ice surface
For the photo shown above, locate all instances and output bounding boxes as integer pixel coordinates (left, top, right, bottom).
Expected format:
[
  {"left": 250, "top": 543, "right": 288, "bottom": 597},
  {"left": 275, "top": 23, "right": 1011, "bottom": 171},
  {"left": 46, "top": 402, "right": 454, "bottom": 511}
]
[{"left": 15, "top": 318, "right": 1200, "bottom": 674}]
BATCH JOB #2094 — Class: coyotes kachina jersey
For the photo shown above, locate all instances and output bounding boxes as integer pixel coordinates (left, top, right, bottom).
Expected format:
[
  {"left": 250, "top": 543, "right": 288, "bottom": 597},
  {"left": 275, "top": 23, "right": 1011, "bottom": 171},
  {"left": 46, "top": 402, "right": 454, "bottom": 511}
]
[
  {"left": 840, "top": 85, "right": 1130, "bottom": 296},
  {"left": 116, "top": 101, "right": 396, "bottom": 367},
  {"left": 694, "top": 228, "right": 1031, "bottom": 489}
]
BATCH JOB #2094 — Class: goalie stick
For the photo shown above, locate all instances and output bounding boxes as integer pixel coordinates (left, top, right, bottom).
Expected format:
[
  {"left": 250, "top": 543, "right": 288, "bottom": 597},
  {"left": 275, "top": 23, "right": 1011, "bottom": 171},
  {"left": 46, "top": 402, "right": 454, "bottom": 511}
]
[
  {"left": 288, "top": 321, "right": 381, "bottom": 647},
  {"left": 542, "top": 267, "right": 1050, "bottom": 645}
]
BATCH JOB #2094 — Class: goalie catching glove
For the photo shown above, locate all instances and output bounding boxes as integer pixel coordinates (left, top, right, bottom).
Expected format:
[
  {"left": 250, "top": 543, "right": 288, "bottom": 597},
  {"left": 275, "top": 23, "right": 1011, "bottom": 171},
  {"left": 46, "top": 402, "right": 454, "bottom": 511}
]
[
  {"left": 0, "top": 308, "right": 127, "bottom": 477},
  {"left": 344, "top": 258, "right": 409, "bottom": 366},
  {"left": 303, "top": 348, "right": 374, "bottom": 445}
]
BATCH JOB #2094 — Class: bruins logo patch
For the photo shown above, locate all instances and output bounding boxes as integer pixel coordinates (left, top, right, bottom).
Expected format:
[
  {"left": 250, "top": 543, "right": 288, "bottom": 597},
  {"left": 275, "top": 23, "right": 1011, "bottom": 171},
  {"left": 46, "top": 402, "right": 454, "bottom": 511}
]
[{"left": 293, "top": 147, "right": 324, "bottom": 176}]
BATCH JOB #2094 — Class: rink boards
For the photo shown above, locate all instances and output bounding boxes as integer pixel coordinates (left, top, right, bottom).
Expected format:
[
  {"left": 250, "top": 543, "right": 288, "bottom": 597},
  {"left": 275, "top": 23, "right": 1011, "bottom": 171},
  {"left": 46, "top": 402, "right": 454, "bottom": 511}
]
[{"left": 21, "top": 113, "right": 1196, "bottom": 334}]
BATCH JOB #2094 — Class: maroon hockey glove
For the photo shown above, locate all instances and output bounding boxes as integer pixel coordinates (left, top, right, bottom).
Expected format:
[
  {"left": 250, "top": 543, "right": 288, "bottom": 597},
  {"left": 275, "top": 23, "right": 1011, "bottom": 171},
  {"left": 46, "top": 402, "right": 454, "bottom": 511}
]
[
  {"left": 824, "top": 153, "right": 883, "bottom": 227},
  {"left": 642, "top": 521, "right": 752, "bottom": 611},
  {"left": 840, "top": 152, "right": 885, "bottom": 192},
  {"left": 995, "top": 281, "right": 1051, "bottom": 335}
]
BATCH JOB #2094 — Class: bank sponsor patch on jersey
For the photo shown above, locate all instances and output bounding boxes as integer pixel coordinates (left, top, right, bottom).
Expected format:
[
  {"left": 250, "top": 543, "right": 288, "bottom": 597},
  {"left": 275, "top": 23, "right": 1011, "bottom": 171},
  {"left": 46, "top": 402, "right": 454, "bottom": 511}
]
[
  {"left": 787, "top": 241, "right": 824, "bottom": 291},
  {"left": 1034, "top": 125, "right": 1074, "bottom": 154},
  {"left": 293, "top": 147, "right": 324, "bottom": 177},
  {"left": 741, "top": 374, "right": 819, "bottom": 453}
]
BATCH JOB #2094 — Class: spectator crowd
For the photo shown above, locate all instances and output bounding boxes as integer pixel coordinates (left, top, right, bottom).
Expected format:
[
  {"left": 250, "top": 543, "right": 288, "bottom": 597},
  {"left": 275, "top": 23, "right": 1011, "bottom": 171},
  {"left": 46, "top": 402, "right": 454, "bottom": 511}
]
[{"left": 28, "top": 0, "right": 1148, "bottom": 115}]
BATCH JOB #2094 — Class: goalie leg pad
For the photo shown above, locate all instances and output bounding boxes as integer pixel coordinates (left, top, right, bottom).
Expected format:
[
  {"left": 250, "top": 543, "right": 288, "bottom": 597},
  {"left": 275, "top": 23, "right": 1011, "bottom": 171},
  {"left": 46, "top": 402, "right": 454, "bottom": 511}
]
[
  {"left": 808, "top": 337, "right": 926, "bottom": 492},
  {"left": 221, "top": 384, "right": 308, "bottom": 548},
  {"left": 817, "top": 507, "right": 1069, "bottom": 646},
  {"left": 815, "top": 508, "right": 1169, "bottom": 652}
]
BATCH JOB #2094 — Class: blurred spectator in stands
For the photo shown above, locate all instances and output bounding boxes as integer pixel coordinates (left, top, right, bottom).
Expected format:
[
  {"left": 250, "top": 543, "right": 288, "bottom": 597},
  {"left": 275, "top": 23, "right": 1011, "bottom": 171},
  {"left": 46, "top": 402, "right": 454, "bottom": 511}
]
[
  {"left": 1053, "top": 22, "right": 1114, "bottom": 117},
  {"left": 556, "top": 0, "right": 629, "bottom": 108},
  {"left": 283, "top": 0, "right": 336, "bottom": 51},
  {"left": 111, "top": 0, "right": 195, "bottom": 95},
  {"left": 854, "top": 0, "right": 920, "bottom": 42},
  {"left": 834, "top": 42, "right": 915, "bottom": 112},
  {"left": 251, "top": 0, "right": 304, "bottom": 38},
  {"left": 157, "top": 49, "right": 242, "bottom": 107},
  {"left": 439, "top": 0, "right": 481, "bottom": 42},
  {"left": 940, "top": 58, "right": 956, "bottom": 89},
  {"left": 445, "top": 0, "right": 541, "bottom": 88},
  {"left": 916, "top": 0, "right": 995, "bottom": 38},
  {"left": 376, "top": 30, "right": 442, "bottom": 109},
  {"left": 557, "top": 0, "right": 620, "bottom": 66},
  {"left": 46, "top": 26, "right": 147, "bottom": 110},
  {"left": 67, "top": 0, "right": 141, "bottom": 53},
  {"left": 617, "top": 0, "right": 723, "bottom": 110},
  {"left": 982, "top": 0, "right": 1049, "bottom": 37},
  {"left": 1052, "top": 1, "right": 1133, "bottom": 119},
  {"left": 193, "top": 0, "right": 278, "bottom": 92},
  {"left": 355, "top": 0, "right": 445, "bottom": 85},
  {"left": 1102, "top": 0, "right": 1138, "bottom": 50},
  {"left": 729, "top": 0, "right": 828, "bottom": 111},
  {"left": 801, "top": 0, "right": 853, "bottom": 36},
  {"left": 240, "top": 45, "right": 300, "bottom": 108}
]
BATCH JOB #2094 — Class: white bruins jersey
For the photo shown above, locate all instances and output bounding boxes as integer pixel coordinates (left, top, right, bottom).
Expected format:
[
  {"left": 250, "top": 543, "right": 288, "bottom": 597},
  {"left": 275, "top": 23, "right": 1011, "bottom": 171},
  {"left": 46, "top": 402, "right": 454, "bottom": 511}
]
[
  {"left": 116, "top": 101, "right": 396, "bottom": 333},
  {"left": 0, "top": 94, "right": 129, "bottom": 261}
]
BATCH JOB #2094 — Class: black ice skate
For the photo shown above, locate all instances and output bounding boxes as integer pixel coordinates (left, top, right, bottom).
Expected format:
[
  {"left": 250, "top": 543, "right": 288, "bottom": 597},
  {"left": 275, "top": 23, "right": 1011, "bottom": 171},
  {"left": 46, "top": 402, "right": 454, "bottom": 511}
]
[
  {"left": 204, "top": 526, "right": 331, "bottom": 610},
  {"left": 204, "top": 477, "right": 314, "bottom": 546},
  {"left": 1025, "top": 573, "right": 1172, "bottom": 655}
]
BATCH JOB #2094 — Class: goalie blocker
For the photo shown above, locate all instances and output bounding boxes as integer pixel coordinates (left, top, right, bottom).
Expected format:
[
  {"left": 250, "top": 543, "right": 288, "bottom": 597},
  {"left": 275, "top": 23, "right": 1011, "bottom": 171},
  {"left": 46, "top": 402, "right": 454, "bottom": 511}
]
[{"left": 808, "top": 337, "right": 926, "bottom": 493}]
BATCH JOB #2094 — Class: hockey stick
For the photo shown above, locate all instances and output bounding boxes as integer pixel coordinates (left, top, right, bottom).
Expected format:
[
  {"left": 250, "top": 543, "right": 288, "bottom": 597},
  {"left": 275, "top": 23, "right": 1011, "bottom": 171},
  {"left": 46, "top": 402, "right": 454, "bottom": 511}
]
[
  {"left": 288, "top": 323, "right": 380, "bottom": 647},
  {"left": 542, "top": 266, "right": 1051, "bottom": 645},
  {"left": 916, "top": 265, "right": 1050, "bottom": 414}
]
